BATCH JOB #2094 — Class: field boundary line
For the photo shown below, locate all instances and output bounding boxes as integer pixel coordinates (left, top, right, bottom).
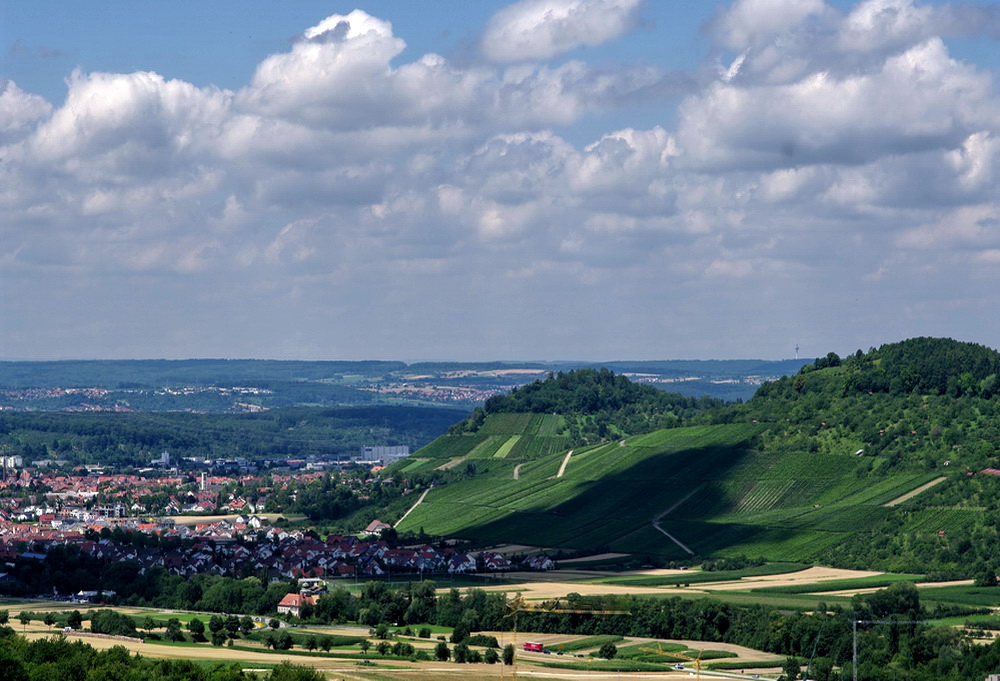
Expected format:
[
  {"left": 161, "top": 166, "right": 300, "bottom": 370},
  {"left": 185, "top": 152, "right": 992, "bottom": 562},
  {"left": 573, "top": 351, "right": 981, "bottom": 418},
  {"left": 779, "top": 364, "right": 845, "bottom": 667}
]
[
  {"left": 395, "top": 487, "right": 431, "bottom": 527},
  {"left": 556, "top": 450, "right": 574, "bottom": 478},
  {"left": 884, "top": 476, "right": 947, "bottom": 507}
]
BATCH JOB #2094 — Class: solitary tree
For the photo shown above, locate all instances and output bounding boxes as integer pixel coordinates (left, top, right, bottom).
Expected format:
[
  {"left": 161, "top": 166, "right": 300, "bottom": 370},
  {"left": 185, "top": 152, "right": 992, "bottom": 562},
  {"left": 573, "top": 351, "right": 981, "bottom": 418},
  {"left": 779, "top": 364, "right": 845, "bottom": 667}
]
[
  {"left": 209, "top": 615, "right": 225, "bottom": 634},
  {"left": 239, "top": 615, "right": 255, "bottom": 635},
  {"left": 188, "top": 617, "right": 205, "bottom": 641},
  {"left": 435, "top": 641, "right": 450, "bottom": 661},
  {"left": 225, "top": 614, "right": 240, "bottom": 636},
  {"left": 599, "top": 642, "right": 618, "bottom": 659},
  {"left": 165, "top": 618, "right": 184, "bottom": 642}
]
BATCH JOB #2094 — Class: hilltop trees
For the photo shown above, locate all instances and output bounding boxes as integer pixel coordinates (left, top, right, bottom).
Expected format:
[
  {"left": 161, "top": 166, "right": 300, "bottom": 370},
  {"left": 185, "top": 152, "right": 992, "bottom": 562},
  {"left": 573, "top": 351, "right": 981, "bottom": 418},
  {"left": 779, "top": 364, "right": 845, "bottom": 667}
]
[
  {"left": 452, "top": 368, "right": 723, "bottom": 444},
  {"left": 837, "top": 337, "right": 1000, "bottom": 397}
]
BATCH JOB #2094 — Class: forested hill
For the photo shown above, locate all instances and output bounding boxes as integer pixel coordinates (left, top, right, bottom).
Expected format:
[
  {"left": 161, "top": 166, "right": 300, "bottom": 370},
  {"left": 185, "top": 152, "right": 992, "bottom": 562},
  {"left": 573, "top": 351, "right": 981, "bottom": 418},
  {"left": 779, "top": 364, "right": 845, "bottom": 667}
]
[
  {"left": 390, "top": 338, "right": 1000, "bottom": 574},
  {"left": 843, "top": 336, "right": 1000, "bottom": 396},
  {"left": 730, "top": 337, "right": 1000, "bottom": 469},
  {"left": 450, "top": 368, "right": 724, "bottom": 440}
]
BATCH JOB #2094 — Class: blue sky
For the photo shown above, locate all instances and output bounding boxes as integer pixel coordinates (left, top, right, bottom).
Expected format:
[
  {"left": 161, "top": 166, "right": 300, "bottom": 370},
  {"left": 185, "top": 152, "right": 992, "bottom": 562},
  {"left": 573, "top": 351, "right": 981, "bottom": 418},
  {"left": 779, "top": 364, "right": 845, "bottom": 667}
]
[{"left": 3, "top": 0, "right": 1000, "bottom": 361}]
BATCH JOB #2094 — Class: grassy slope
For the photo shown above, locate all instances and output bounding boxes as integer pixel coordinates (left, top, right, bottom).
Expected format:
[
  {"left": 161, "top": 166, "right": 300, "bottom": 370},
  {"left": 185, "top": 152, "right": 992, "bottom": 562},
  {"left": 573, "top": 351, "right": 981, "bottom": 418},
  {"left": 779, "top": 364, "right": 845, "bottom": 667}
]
[{"left": 394, "top": 415, "right": 939, "bottom": 561}]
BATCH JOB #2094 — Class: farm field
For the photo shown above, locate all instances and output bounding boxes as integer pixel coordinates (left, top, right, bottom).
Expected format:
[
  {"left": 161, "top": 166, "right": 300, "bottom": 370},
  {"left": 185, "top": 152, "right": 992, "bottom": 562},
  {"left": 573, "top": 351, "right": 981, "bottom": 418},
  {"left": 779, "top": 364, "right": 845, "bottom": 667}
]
[
  {"left": 471, "top": 565, "right": 899, "bottom": 604},
  {"left": 696, "top": 566, "right": 883, "bottom": 591},
  {"left": 4, "top": 599, "right": 787, "bottom": 680},
  {"left": 3, "top": 557, "right": 981, "bottom": 681}
]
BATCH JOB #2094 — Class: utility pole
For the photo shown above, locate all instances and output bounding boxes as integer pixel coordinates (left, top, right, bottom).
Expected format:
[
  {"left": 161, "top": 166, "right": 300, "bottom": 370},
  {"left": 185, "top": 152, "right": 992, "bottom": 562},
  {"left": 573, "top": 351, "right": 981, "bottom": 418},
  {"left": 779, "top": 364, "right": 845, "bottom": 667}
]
[{"left": 852, "top": 619, "right": 857, "bottom": 681}]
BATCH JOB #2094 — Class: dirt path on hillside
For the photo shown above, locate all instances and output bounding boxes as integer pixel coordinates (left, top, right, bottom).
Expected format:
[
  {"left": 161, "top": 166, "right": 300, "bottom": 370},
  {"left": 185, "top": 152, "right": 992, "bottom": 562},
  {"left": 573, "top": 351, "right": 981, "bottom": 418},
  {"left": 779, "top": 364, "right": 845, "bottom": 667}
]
[
  {"left": 650, "top": 486, "right": 701, "bottom": 555},
  {"left": 395, "top": 488, "right": 431, "bottom": 527},
  {"left": 514, "top": 463, "right": 522, "bottom": 480},
  {"left": 884, "top": 476, "right": 947, "bottom": 507},
  {"left": 556, "top": 450, "right": 574, "bottom": 478}
]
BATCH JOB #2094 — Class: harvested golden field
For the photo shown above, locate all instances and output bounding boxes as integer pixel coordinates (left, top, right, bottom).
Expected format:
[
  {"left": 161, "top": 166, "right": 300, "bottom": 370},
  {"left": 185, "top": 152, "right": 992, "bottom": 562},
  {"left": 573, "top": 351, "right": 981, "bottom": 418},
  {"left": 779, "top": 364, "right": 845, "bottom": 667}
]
[{"left": 696, "top": 566, "right": 883, "bottom": 592}]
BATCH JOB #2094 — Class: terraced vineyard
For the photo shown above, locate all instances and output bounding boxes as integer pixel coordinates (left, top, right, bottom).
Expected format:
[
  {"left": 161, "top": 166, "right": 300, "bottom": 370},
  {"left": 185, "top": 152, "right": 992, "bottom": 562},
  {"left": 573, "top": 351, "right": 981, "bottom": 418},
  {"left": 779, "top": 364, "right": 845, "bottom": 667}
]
[
  {"left": 392, "top": 413, "right": 947, "bottom": 561},
  {"left": 899, "top": 507, "right": 982, "bottom": 534}
]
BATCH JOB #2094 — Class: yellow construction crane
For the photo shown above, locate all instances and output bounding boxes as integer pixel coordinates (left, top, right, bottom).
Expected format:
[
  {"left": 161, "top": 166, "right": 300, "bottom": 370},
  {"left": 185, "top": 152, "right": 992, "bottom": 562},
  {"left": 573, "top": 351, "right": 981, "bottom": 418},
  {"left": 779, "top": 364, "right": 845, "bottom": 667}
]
[
  {"left": 639, "top": 642, "right": 705, "bottom": 679},
  {"left": 504, "top": 593, "right": 630, "bottom": 681}
]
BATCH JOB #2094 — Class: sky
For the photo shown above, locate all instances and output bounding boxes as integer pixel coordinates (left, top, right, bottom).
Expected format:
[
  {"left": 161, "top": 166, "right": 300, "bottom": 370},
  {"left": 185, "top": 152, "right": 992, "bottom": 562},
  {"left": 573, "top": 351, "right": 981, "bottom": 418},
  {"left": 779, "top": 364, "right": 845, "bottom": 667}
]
[{"left": 3, "top": 0, "right": 1000, "bottom": 362}]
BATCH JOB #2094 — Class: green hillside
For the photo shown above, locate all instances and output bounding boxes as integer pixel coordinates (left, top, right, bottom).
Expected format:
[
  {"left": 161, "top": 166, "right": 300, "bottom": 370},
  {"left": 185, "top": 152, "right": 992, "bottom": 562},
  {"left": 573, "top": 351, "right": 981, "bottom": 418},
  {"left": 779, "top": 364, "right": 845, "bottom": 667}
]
[
  {"left": 390, "top": 340, "right": 1000, "bottom": 576},
  {"left": 394, "top": 414, "right": 934, "bottom": 563}
]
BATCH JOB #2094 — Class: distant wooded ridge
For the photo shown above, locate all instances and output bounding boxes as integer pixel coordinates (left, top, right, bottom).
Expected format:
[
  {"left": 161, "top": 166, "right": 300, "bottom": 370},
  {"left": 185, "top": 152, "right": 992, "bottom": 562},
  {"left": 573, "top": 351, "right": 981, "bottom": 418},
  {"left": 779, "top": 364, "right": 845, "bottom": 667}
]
[
  {"left": 0, "top": 357, "right": 810, "bottom": 408},
  {"left": 0, "top": 358, "right": 810, "bottom": 388}
]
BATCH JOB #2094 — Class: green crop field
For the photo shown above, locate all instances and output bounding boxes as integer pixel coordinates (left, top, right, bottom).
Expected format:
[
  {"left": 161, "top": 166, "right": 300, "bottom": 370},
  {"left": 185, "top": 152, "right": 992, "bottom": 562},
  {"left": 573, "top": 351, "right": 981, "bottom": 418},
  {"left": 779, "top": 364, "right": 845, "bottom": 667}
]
[
  {"left": 466, "top": 435, "right": 507, "bottom": 458},
  {"left": 414, "top": 433, "right": 491, "bottom": 459},
  {"left": 917, "top": 585, "right": 1000, "bottom": 608},
  {"left": 899, "top": 507, "right": 982, "bottom": 533},
  {"left": 493, "top": 435, "right": 521, "bottom": 458},
  {"left": 547, "top": 635, "right": 624, "bottom": 652},
  {"left": 478, "top": 413, "right": 536, "bottom": 435}
]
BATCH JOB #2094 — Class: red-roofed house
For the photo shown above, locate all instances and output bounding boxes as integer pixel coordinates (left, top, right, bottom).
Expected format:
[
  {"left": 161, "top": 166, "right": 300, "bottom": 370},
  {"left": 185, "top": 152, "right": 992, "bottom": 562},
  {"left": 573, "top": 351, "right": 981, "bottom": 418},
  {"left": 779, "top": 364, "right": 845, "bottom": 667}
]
[{"left": 276, "top": 592, "right": 317, "bottom": 618}]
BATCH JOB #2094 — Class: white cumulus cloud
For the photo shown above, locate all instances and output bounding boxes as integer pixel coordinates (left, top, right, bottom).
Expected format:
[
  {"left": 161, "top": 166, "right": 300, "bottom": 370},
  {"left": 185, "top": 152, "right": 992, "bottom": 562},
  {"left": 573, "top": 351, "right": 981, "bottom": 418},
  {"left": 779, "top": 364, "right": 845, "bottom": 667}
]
[{"left": 481, "top": 0, "right": 644, "bottom": 62}]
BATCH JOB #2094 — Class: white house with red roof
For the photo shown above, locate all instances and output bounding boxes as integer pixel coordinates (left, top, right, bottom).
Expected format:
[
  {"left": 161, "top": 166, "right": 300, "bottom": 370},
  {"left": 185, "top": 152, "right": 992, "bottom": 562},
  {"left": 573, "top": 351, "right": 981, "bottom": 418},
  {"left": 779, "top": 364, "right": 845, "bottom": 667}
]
[{"left": 276, "top": 592, "right": 318, "bottom": 618}]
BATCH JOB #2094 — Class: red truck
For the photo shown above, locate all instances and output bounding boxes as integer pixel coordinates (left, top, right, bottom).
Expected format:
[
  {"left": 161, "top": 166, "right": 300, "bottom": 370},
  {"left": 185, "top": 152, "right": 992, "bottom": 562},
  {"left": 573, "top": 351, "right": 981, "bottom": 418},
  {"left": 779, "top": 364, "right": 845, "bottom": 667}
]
[{"left": 523, "top": 642, "right": 544, "bottom": 652}]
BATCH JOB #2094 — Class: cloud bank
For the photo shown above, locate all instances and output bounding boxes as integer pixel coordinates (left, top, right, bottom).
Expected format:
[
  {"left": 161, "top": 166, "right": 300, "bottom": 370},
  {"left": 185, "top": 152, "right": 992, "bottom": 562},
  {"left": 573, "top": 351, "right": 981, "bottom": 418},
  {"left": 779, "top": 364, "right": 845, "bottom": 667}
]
[{"left": 3, "top": 0, "right": 1000, "bottom": 360}]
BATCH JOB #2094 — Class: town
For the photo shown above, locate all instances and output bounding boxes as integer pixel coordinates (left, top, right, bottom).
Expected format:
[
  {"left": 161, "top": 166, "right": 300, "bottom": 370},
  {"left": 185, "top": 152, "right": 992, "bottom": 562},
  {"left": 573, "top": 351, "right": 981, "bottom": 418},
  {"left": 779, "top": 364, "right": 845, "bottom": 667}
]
[{"left": 0, "top": 461, "right": 556, "bottom": 596}]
